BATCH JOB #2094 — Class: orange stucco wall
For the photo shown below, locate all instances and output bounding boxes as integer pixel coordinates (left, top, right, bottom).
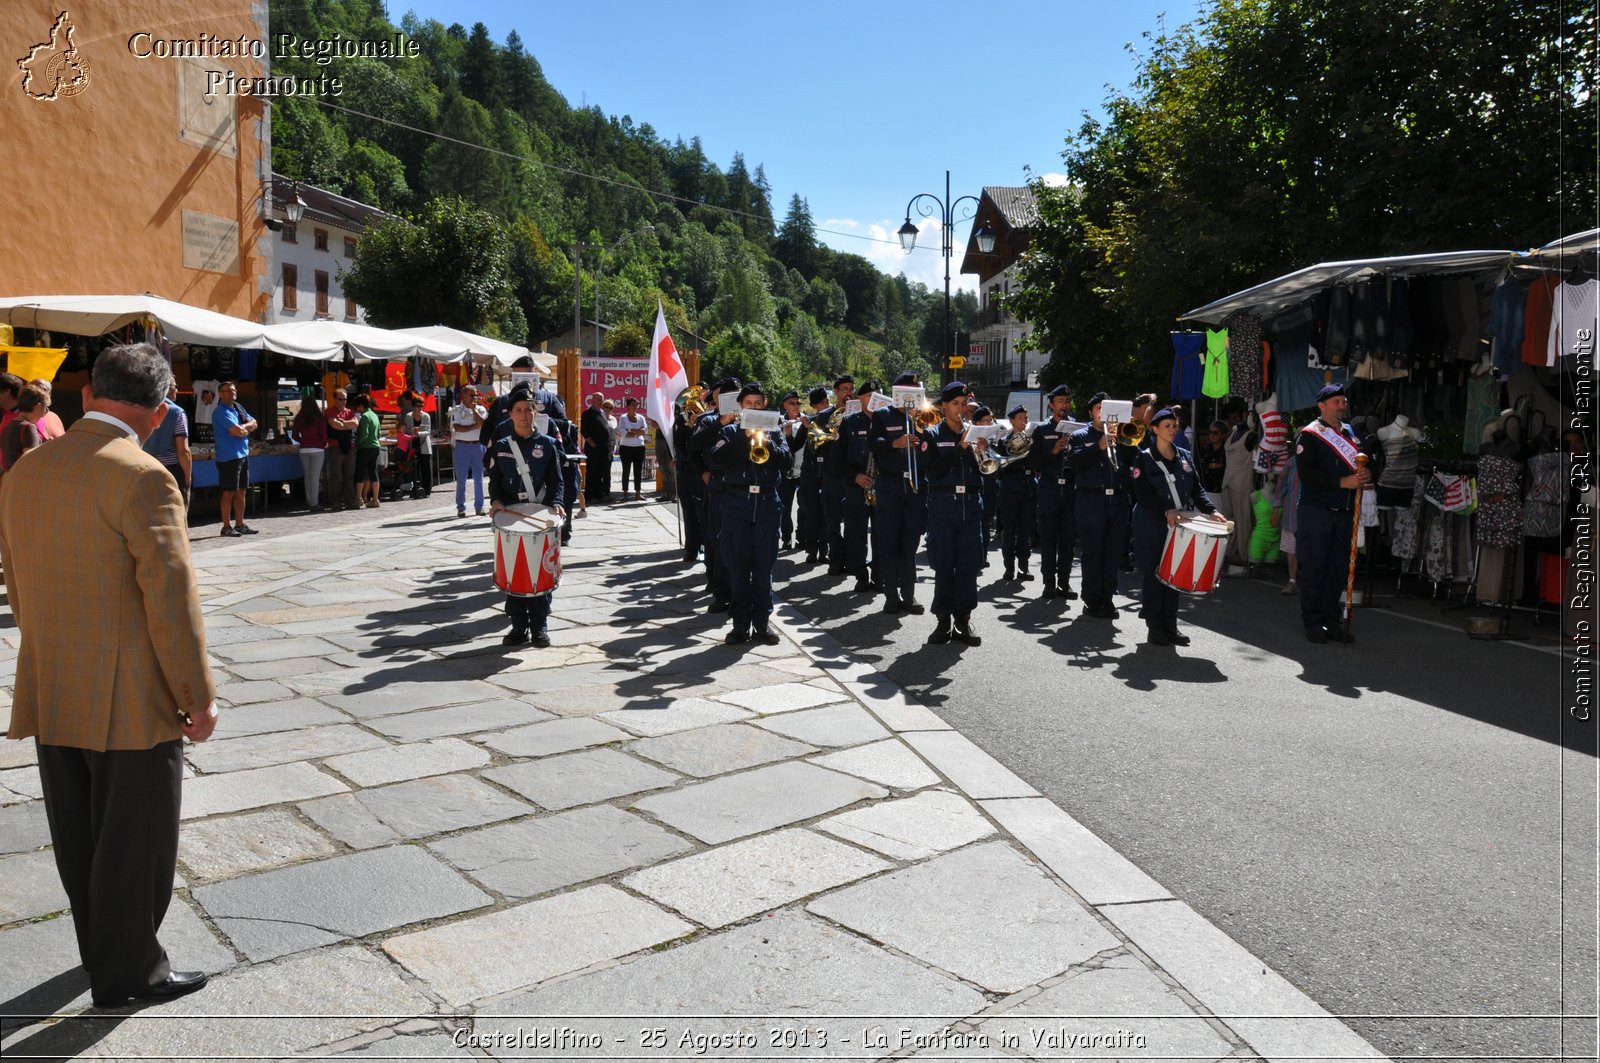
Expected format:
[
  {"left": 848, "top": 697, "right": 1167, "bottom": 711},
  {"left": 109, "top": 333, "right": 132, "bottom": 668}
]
[{"left": 0, "top": 1, "right": 268, "bottom": 321}]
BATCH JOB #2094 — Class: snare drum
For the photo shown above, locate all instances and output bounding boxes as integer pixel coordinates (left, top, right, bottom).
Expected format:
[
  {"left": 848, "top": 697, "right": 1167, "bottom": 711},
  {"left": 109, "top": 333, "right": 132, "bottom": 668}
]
[
  {"left": 492, "top": 506, "right": 562, "bottom": 597},
  {"left": 1156, "top": 516, "right": 1232, "bottom": 595}
]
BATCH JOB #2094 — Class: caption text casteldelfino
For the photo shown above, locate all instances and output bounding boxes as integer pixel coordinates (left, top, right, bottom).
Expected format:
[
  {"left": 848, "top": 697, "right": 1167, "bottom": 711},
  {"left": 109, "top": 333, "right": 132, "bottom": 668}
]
[{"left": 125, "top": 31, "right": 419, "bottom": 96}]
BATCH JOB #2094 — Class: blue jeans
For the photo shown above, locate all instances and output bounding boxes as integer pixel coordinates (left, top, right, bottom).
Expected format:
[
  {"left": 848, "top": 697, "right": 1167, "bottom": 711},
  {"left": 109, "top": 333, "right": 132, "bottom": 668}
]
[{"left": 455, "top": 442, "right": 485, "bottom": 512}]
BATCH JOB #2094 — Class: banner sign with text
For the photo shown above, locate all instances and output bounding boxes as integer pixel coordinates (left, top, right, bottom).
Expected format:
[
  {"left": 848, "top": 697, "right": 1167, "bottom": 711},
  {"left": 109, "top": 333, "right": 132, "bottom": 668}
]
[{"left": 579, "top": 356, "right": 648, "bottom": 405}]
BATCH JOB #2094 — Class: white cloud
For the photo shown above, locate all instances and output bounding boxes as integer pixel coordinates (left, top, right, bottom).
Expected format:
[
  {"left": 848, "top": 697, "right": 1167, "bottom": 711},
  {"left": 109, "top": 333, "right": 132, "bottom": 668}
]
[
  {"left": 819, "top": 216, "right": 979, "bottom": 295},
  {"left": 1039, "top": 172, "right": 1070, "bottom": 187}
]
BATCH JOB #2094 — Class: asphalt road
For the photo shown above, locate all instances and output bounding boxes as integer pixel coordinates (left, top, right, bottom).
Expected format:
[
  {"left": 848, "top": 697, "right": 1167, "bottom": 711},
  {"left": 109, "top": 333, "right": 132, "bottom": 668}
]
[{"left": 775, "top": 544, "right": 1597, "bottom": 1063}]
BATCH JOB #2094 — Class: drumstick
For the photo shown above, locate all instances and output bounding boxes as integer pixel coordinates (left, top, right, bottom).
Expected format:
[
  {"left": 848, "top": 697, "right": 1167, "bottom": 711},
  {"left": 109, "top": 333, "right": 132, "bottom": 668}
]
[{"left": 1343, "top": 454, "right": 1367, "bottom": 636}]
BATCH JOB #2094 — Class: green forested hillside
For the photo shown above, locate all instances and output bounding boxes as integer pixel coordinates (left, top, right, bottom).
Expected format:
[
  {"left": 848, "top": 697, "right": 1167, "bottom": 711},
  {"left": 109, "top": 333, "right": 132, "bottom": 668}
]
[{"left": 268, "top": 0, "right": 974, "bottom": 393}]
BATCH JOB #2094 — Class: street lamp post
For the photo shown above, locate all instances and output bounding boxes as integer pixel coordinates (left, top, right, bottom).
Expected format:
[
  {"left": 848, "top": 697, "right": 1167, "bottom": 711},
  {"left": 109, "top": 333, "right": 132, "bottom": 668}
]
[
  {"left": 898, "top": 171, "right": 995, "bottom": 386},
  {"left": 573, "top": 226, "right": 655, "bottom": 360}
]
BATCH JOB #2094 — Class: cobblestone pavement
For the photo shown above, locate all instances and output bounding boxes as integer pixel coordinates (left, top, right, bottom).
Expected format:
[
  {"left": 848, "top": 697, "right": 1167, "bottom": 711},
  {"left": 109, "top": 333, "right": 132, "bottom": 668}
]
[{"left": 0, "top": 497, "right": 1388, "bottom": 1061}]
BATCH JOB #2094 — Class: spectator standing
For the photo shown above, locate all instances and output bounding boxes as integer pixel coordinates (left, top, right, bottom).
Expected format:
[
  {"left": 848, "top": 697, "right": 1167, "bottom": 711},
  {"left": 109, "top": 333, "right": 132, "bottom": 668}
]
[
  {"left": 290, "top": 396, "right": 328, "bottom": 511},
  {"left": 28, "top": 380, "right": 66, "bottom": 441},
  {"left": 140, "top": 382, "right": 192, "bottom": 507},
  {"left": 351, "top": 393, "right": 382, "bottom": 508},
  {"left": 1195, "top": 420, "right": 1228, "bottom": 494},
  {"left": 580, "top": 392, "right": 613, "bottom": 502},
  {"left": 324, "top": 389, "right": 358, "bottom": 511},
  {"left": 211, "top": 382, "right": 257, "bottom": 537},
  {"left": 451, "top": 384, "right": 487, "bottom": 517},
  {"left": 0, "top": 372, "right": 23, "bottom": 431},
  {"left": 0, "top": 387, "right": 49, "bottom": 473},
  {"left": 616, "top": 397, "right": 648, "bottom": 500},
  {"left": 405, "top": 394, "right": 433, "bottom": 498},
  {"left": 655, "top": 413, "right": 676, "bottom": 503}
]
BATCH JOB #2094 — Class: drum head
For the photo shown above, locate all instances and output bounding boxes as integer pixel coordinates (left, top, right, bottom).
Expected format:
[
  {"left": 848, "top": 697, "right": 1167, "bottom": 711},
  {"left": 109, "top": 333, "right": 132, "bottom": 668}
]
[
  {"left": 1179, "top": 516, "right": 1232, "bottom": 537},
  {"left": 493, "top": 506, "right": 559, "bottom": 533}
]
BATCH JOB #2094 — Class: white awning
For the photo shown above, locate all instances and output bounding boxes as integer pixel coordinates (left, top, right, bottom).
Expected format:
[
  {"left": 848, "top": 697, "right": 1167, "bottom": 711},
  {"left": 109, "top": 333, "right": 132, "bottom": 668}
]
[
  {"left": 268, "top": 320, "right": 469, "bottom": 362},
  {"left": 1179, "top": 249, "right": 1518, "bottom": 325},
  {"left": 393, "top": 324, "right": 555, "bottom": 370},
  {"left": 0, "top": 294, "right": 338, "bottom": 359},
  {"left": 1528, "top": 228, "right": 1600, "bottom": 264}
]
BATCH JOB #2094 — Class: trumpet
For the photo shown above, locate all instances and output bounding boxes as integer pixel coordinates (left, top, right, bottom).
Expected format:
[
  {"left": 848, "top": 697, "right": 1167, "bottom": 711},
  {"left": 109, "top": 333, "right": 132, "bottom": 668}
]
[
  {"left": 1103, "top": 415, "right": 1145, "bottom": 468},
  {"left": 682, "top": 384, "right": 707, "bottom": 417},
  {"left": 913, "top": 402, "right": 941, "bottom": 429},
  {"left": 749, "top": 429, "right": 770, "bottom": 464}
]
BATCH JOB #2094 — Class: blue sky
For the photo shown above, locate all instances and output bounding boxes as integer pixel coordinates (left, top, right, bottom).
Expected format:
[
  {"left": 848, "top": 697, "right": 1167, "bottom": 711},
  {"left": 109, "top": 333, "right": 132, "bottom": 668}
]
[{"left": 389, "top": 0, "right": 1203, "bottom": 292}]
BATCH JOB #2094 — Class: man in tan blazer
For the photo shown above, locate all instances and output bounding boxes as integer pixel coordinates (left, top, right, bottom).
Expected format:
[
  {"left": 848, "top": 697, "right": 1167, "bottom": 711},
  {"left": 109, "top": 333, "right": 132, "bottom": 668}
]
[{"left": 0, "top": 343, "right": 218, "bottom": 1008}]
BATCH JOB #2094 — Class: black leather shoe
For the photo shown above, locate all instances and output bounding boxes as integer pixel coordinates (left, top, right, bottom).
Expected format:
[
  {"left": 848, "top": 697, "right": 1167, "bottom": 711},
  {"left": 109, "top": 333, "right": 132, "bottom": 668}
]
[
  {"left": 1167, "top": 627, "right": 1191, "bottom": 646},
  {"left": 1146, "top": 624, "right": 1172, "bottom": 646},
  {"left": 725, "top": 629, "right": 751, "bottom": 645},
  {"left": 531, "top": 629, "right": 552, "bottom": 648},
  {"left": 502, "top": 629, "right": 530, "bottom": 646},
  {"left": 1019, "top": 569, "right": 1035, "bottom": 583},
  {"left": 1305, "top": 626, "right": 1329, "bottom": 644},
  {"left": 852, "top": 580, "right": 878, "bottom": 594},
  {"left": 927, "top": 621, "right": 953, "bottom": 646},
  {"left": 828, "top": 565, "right": 847, "bottom": 576},
  {"left": 1043, "top": 585, "right": 1062, "bottom": 599},
  {"left": 903, "top": 600, "right": 926, "bottom": 615},
  {"left": 953, "top": 617, "right": 982, "bottom": 646},
  {"left": 95, "top": 971, "right": 209, "bottom": 1008},
  {"left": 754, "top": 629, "right": 782, "bottom": 646},
  {"left": 882, "top": 598, "right": 903, "bottom": 614},
  {"left": 781, "top": 539, "right": 794, "bottom": 552},
  {"left": 1002, "top": 566, "right": 1016, "bottom": 582},
  {"left": 804, "top": 552, "right": 818, "bottom": 564},
  {"left": 710, "top": 599, "right": 731, "bottom": 613},
  {"left": 1325, "top": 627, "right": 1355, "bottom": 644},
  {"left": 1059, "top": 585, "right": 1079, "bottom": 600}
]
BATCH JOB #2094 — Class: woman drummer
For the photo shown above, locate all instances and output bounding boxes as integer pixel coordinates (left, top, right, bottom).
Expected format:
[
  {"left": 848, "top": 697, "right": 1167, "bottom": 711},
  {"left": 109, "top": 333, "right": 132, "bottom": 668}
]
[
  {"left": 1130, "top": 407, "right": 1226, "bottom": 647},
  {"left": 487, "top": 392, "right": 567, "bottom": 648}
]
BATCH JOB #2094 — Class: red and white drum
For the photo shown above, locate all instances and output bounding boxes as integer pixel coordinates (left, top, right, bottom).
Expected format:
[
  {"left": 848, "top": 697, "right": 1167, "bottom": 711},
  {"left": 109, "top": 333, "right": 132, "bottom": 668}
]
[
  {"left": 1156, "top": 516, "right": 1233, "bottom": 595},
  {"left": 492, "top": 505, "right": 562, "bottom": 597}
]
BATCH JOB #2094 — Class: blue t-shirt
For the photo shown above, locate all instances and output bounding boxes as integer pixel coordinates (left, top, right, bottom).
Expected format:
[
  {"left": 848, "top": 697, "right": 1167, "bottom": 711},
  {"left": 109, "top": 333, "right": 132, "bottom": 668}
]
[{"left": 213, "top": 403, "right": 251, "bottom": 462}]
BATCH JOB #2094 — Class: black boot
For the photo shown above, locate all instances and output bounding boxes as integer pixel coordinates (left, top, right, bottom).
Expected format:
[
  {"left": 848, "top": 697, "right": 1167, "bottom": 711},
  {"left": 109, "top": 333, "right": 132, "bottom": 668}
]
[
  {"left": 1019, "top": 567, "right": 1035, "bottom": 583},
  {"left": 1002, "top": 563, "right": 1016, "bottom": 582},
  {"left": 953, "top": 614, "right": 982, "bottom": 646},
  {"left": 1059, "top": 583, "right": 1079, "bottom": 600},
  {"left": 928, "top": 617, "right": 953, "bottom": 645},
  {"left": 1146, "top": 623, "right": 1171, "bottom": 646},
  {"left": 1166, "top": 625, "right": 1190, "bottom": 646}
]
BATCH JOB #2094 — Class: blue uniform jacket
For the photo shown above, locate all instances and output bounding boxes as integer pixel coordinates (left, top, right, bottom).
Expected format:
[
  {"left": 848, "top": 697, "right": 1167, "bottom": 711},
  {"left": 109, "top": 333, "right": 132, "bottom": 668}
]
[
  {"left": 711, "top": 422, "right": 790, "bottom": 521},
  {"left": 1294, "top": 420, "right": 1362, "bottom": 511},
  {"left": 487, "top": 430, "right": 566, "bottom": 510},
  {"left": 1028, "top": 418, "right": 1075, "bottom": 487},
  {"left": 869, "top": 408, "right": 931, "bottom": 480},
  {"left": 1068, "top": 424, "right": 1135, "bottom": 492},
  {"left": 925, "top": 422, "right": 982, "bottom": 500},
  {"left": 689, "top": 411, "right": 730, "bottom": 492},
  {"left": 1130, "top": 445, "right": 1217, "bottom": 516}
]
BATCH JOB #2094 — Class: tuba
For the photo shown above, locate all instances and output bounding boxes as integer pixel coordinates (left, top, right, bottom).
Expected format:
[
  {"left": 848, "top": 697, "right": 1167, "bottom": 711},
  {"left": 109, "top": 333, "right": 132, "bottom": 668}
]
[
  {"left": 807, "top": 411, "right": 840, "bottom": 448},
  {"left": 682, "top": 384, "right": 707, "bottom": 417}
]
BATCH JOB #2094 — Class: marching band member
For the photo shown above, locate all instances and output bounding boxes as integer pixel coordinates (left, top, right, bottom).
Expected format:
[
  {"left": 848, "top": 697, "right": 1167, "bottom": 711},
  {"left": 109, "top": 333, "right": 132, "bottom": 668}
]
[
  {"left": 1294, "top": 383, "right": 1370, "bottom": 644},
  {"left": 924, "top": 381, "right": 986, "bottom": 646},
  {"left": 1068, "top": 391, "right": 1136, "bottom": 620},
  {"left": 870, "top": 371, "right": 931, "bottom": 615},
  {"left": 840, "top": 380, "right": 881, "bottom": 594},
  {"left": 1130, "top": 407, "right": 1225, "bottom": 646},
  {"left": 672, "top": 402, "right": 703, "bottom": 565},
  {"left": 972, "top": 405, "right": 999, "bottom": 569},
  {"left": 797, "top": 386, "right": 829, "bottom": 564},
  {"left": 1029, "top": 384, "right": 1078, "bottom": 601},
  {"left": 819, "top": 375, "right": 854, "bottom": 574},
  {"left": 777, "top": 390, "right": 805, "bottom": 551},
  {"left": 487, "top": 392, "right": 567, "bottom": 647},
  {"left": 688, "top": 376, "right": 742, "bottom": 613},
  {"left": 540, "top": 393, "right": 582, "bottom": 547},
  {"left": 712, "top": 383, "right": 789, "bottom": 646},
  {"left": 998, "top": 403, "right": 1036, "bottom": 583}
]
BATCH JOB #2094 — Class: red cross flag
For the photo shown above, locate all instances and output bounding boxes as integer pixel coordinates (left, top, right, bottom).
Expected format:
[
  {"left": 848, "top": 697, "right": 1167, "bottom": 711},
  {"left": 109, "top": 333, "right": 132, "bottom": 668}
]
[{"left": 647, "top": 300, "right": 687, "bottom": 456}]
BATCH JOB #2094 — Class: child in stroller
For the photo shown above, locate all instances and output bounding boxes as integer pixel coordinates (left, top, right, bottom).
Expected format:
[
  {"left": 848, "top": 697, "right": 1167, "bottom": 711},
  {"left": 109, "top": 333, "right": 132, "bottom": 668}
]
[{"left": 385, "top": 423, "right": 421, "bottom": 501}]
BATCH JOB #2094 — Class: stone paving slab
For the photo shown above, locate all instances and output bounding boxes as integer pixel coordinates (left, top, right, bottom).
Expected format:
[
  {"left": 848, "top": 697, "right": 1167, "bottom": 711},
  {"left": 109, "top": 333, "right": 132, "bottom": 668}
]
[
  {"left": 817, "top": 790, "right": 996, "bottom": 861},
  {"left": 185, "top": 724, "right": 389, "bottom": 774},
  {"left": 484, "top": 748, "right": 680, "bottom": 810},
  {"left": 224, "top": 656, "right": 348, "bottom": 682},
  {"left": 752, "top": 703, "right": 893, "bottom": 748},
  {"left": 321, "top": 678, "right": 511, "bottom": 719},
  {"left": 365, "top": 699, "right": 554, "bottom": 741},
  {"left": 480, "top": 716, "right": 630, "bottom": 758},
  {"left": 0, "top": 798, "right": 50, "bottom": 855},
  {"left": 429, "top": 804, "right": 691, "bottom": 898},
  {"left": 808, "top": 842, "right": 1121, "bottom": 993},
  {"left": 307, "top": 1031, "right": 476, "bottom": 1058},
  {"left": 300, "top": 774, "right": 533, "bottom": 846},
  {"left": 473, "top": 911, "right": 987, "bottom": 1051},
  {"left": 0, "top": 767, "right": 42, "bottom": 804},
  {"left": 810, "top": 738, "right": 944, "bottom": 791},
  {"left": 0, "top": 740, "right": 37, "bottom": 770},
  {"left": 322, "top": 736, "right": 490, "bottom": 787},
  {"left": 211, "top": 635, "right": 346, "bottom": 665},
  {"left": 626, "top": 722, "right": 817, "bottom": 778},
  {"left": 902, "top": 730, "right": 1040, "bottom": 799},
  {"left": 632, "top": 762, "right": 887, "bottom": 844},
  {"left": 595, "top": 697, "right": 755, "bottom": 736},
  {"left": 714, "top": 681, "right": 852, "bottom": 715},
  {"left": 192, "top": 845, "right": 492, "bottom": 962},
  {"left": 183, "top": 762, "right": 349, "bottom": 820},
  {"left": 178, "top": 807, "right": 337, "bottom": 883},
  {"left": 841, "top": 679, "right": 953, "bottom": 731},
  {"left": 0, "top": 849, "right": 68, "bottom": 921},
  {"left": 215, "top": 679, "right": 296, "bottom": 705},
  {"left": 383, "top": 883, "right": 693, "bottom": 1007},
  {"left": 624, "top": 827, "right": 891, "bottom": 928},
  {"left": 981, "top": 797, "right": 1172, "bottom": 906},
  {"left": 211, "top": 698, "right": 348, "bottom": 738}
]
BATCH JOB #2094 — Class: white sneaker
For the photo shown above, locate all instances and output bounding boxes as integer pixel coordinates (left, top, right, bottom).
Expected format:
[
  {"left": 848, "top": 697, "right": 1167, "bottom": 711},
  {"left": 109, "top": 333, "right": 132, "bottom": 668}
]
[{"left": 1281, "top": 580, "right": 1298, "bottom": 595}]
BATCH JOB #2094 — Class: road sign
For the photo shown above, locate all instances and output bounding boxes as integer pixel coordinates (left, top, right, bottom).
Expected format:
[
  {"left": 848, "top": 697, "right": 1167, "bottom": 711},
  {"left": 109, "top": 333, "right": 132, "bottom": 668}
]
[{"left": 947, "top": 356, "right": 966, "bottom": 369}]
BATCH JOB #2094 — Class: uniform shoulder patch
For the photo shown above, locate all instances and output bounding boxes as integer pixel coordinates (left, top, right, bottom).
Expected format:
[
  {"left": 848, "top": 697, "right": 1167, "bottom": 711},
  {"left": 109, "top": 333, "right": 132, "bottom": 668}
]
[
  {"left": 1295, "top": 444, "right": 1304, "bottom": 454},
  {"left": 1132, "top": 467, "right": 1142, "bottom": 478}
]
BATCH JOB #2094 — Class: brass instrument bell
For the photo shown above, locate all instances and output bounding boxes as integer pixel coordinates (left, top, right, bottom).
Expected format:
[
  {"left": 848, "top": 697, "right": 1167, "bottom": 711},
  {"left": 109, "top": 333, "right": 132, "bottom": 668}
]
[
  {"left": 749, "top": 429, "right": 770, "bottom": 464},
  {"left": 682, "top": 384, "right": 707, "bottom": 417}
]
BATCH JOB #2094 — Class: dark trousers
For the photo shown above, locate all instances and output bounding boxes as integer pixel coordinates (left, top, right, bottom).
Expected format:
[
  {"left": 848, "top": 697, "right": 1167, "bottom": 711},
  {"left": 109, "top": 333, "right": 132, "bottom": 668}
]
[
  {"left": 980, "top": 480, "right": 1000, "bottom": 560},
  {"left": 926, "top": 494, "right": 981, "bottom": 619},
  {"left": 619, "top": 446, "right": 645, "bottom": 493},
  {"left": 779, "top": 476, "right": 798, "bottom": 544},
  {"left": 797, "top": 473, "right": 823, "bottom": 554},
  {"left": 723, "top": 510, "right": 780, "bottom": 632},
  {"left": 1037, "top": 484, "right": 1078, "bottom": 588},
  {"left": 1076, "top": 491, "right": 1130, "bottom": 605},
  {"left": 36, "top": 740, "right": 183, "bottom": 1002},
  {"left": 583, "top": 444, "right": 611, "bottom": 500},
  {"left": 562, "top": 464, "right": 580, "bottom": 543},
  {"left": 1297, "top": 504, "right": 1353, "bottom": 630},
  {"left": 412, "top": 452, "right": 432, "bottom": 496},
  {"left": 506, "top": 591, "right": 552, "bottom": 633},
  {"left": 822, "top": 476, "right": 847, "bottom": 568},
  {"left": 1133, "top": 510, "right": 1180, "bottom": 627},
  {"left": 1000, "top": 481, "right": 1035, "bottom": 570},
  {"left": 705, "top": 486, "right": 730, "bottom": 599},
  {"left": 680, "top": 477, "right": 704, "bottom": 559},
  {"left": 844, "top": 481, "right": 871, "bottom": 579},
  {"left": 871, "top": 481, "right": 927, "bottom": 605}
]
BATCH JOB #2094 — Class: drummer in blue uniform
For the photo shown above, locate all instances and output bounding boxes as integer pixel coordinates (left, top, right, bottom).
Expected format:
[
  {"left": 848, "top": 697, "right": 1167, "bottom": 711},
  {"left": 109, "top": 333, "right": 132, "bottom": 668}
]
[
  {"left": 1068, "top": 391, "right": 1136, "bottom": 620},
  {"left": 1294, "top": 383, "right": 1371, "bottom": 644},
  {"left": 487, "top": 391, "right": 567, "bottom": 647},
  {"left": 839, "top": 380, "right": 880, "bottom": 594},
  {"left": 998, "top": 403, "right": 1037, "bottom": 584},
  {"left": 711, "top": 382, "right": 790, "bottom": 646},
  {"left": 688, "top": 376, "right": 741, "bottom": 613},
  {"left": 1029, "top": 384, "right": 1078, "bottom": 601},
  {"left": 1129, "top": 407, "right": 1228, "bottom": 646},
  {"left": 924, "top": 381, "right": 988, "bottom": 646},
  {"left": 870, "top": 371, "right": 931, "bottom": 614}
]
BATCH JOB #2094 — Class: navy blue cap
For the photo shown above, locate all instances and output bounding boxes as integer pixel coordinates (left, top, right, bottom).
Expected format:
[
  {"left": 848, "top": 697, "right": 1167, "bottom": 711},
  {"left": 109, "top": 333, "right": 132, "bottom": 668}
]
[
  {"left": 857, "top": 379, "right": 880, "bottom": 397},
  {"left": 1007, "top": 404, "right": 1028, "bottom": 419},
  {"left": 716, "top": 376, "right": 741, "bottom": 393},
  {"left": 1315, "top": 383, "right": 1347, "bottom": 402},
  {"left": 893, "top": 371, "right": 921, "bottom": 387},
  {"left": 780, "top": 390, "right": 800, "bottom": 404},
  {"left": 738, "top": 382, "right": 765, "bottom": 401},
  {"left": 937, "top": 381, "right": 969, "bottom": 404},
  {"left": 1046, "top": 384, "right": 1070, "bottom": 399},
  {"left": 1150, "top": 407, "right": 1178, "bottom": 426},
  {"left": 972, "top": 405, "right": 993, "bottom": 422},
  {"left": 807, "top": 386, "right": 828, "bottom": 406},
  {"left": 1086, "top": 391, "right": 1109, "bottom": 411}
]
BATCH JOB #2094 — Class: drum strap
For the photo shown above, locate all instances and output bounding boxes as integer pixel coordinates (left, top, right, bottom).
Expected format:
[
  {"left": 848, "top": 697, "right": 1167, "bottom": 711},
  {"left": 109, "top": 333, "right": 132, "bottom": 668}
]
[
  {"left": 506, "top": 436, "right": 540, "bottom": 502},
  {"left": 1156, "top": 456, "right": 1191, "bottom": 516}
]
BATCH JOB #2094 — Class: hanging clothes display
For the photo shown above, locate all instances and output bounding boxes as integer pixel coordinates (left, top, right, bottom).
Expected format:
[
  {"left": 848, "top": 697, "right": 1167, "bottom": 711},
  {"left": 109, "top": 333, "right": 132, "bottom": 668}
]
[
  {"left": 1322, "top": 286, "right": 1351, "bottom": 366},
  {"left": 1462, "top": 370, "right": 1499, "bottom": 455},
  {"left": 1486, "top": 275, "right": 1528, "bottom": 377},
  {"left": 1391, "top": 474, "right": 1426, "bottom": 560},
  {"left": 1522, "top": 451, "right": 1564, "bottom": 539},
  {"left": 1348, "top": 278, "right": 1389, "bottom": 362},
  {"left": 1377, "top": 430, "right": 1421, "bottom": 508},
  {"left": 1521, "top": 274, "right": 1557, "bottom": 367},
  {"left": 1475, "top": 453, "right": 1522, "bottom": 549},
  {"left": 1547, "top": 277, "right": 1599, "bottom": 363},
  {"left": 1202, "top": 328, "right": 1230, "bottom": 398},
  {"left": 1222, "top": 312, "right": 1264, "bottom": 403},
  {"left": 1252, "top": 392, "right": 1288, "bottom": 473},
  {"left": 1170, "top": 332, "right": 1205, "bottom": 400},
  {"left": 1387, "top": 278, "right": 1414, "bottom": 367}
]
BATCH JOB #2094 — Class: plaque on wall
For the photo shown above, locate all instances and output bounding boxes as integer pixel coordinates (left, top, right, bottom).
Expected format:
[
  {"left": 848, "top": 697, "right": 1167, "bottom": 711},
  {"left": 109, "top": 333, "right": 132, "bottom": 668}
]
[
  {"left": 177, "top": 57, "right": 237, "bottom": 157},
  {"left": 182, "top": 212, "right": 240, "bottom": 274}
]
